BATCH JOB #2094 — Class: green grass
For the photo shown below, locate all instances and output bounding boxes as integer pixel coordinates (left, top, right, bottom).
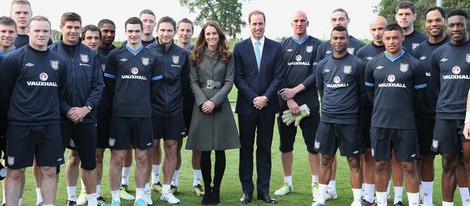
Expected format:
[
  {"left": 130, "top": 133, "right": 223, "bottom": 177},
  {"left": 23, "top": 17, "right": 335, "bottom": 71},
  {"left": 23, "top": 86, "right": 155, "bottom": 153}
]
[{"left": 0, "top": 88, "right": 463, "bottom": 205}]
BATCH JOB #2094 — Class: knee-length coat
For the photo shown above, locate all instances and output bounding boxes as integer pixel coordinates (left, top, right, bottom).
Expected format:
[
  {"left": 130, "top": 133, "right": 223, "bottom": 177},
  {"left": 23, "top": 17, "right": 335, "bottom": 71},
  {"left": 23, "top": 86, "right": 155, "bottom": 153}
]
[{"left": 186, "top": 50, "right": 240, "bottom": 151}]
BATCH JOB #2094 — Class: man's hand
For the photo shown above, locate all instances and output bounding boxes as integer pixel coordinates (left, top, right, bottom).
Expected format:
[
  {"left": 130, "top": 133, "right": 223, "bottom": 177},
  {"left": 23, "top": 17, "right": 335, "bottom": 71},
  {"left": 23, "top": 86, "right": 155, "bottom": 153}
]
[
  {"left": 253, "top": 96, "right": 268, "bottom": 110},
  {"left": 279, "top": 88, "right": 297, "bottom": 100},
  {"left": 287, "top": 99, "right": 299, "bottom": 115},
  {"left": 67, "top": 106, "right": 91, "bottom": 123},
  {"left": 464, "top": 123, "right": 470, "bottom": 139}
]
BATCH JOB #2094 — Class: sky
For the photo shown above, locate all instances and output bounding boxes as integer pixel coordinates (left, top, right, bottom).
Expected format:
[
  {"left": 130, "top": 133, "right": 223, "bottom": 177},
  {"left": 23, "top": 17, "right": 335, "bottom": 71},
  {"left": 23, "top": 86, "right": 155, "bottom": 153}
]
[{"left": 0, "top": 0, "right": 382, "bottom": 41}]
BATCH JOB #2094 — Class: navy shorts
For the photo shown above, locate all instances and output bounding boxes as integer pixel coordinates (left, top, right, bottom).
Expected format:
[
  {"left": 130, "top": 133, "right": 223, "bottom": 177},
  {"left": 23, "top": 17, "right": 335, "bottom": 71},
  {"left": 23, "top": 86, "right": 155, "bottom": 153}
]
[
  {"left": 278, "top": 106, "right": 319, "bottom": 154},
  {"left": 5, "top": 124, "right": 64, "bottom": 169},
  {"left": 61, "top": 124, "right": 97, "bottom": 170},
  {"left": 416, "top": 117, "right": 436, "bottom": 155},
  {"left": 96, "top": 113, "right": 111, "bottom": 149},
  {"left": 359, "top": 106, "right": 372, "bottom": 148},
  {"left": 109, "top": 117, "right": 154, "bottom": 150},
  {"left": 370, "top": 127, "right": 419, "bottom": 162},
  {"left": 314, "top": 122, "right": 362, "bottom": 156},
  {"left": 153, "top": 115, "right": 185, "bottom": 140},
  {"left": 432, "top": 119, "right": 469, "bottom": 154}
]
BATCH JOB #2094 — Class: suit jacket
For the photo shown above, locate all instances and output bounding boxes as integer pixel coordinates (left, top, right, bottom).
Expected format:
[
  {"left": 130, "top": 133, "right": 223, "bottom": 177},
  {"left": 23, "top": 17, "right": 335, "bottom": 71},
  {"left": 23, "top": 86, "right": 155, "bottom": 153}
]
[{"left": 234, "top": 37, "right": 285, "bottom": 116}]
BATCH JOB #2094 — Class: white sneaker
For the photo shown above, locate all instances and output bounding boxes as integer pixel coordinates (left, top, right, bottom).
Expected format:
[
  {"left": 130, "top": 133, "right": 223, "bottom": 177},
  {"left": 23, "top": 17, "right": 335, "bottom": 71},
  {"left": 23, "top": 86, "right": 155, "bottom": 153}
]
[
  {"left": 76, "top": 191, "right": 87, "bottom": 205},
  {"left": 143, "top": 189, "right": 153, "bottom": 205},
  {"left": 161, "top": 192, "right": 180, "bottom": 204},
  {"left": 274, "top": 184, "right": 294, "bottom": 196},
  {"left": 325, "top": 188, "right": 337, "bottom": 200}
]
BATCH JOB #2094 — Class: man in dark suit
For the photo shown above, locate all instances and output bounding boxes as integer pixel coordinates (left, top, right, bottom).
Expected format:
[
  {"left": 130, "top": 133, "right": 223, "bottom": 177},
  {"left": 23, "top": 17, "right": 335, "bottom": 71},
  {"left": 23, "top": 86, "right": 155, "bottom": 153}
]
[{"left": 233, "top": 10, "right": 284, "bottom": 204}]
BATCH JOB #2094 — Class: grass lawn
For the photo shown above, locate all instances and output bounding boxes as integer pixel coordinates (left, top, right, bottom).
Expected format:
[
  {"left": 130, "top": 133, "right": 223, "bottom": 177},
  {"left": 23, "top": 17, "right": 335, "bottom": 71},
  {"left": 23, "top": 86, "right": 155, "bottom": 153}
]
[{"left": 0, "top": 87, "right": 464, "bottom": 205}]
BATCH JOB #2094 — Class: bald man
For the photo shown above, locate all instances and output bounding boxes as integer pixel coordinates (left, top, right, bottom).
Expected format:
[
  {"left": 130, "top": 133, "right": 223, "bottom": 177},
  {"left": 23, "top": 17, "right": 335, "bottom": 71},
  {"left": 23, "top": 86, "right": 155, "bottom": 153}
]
[{"left": 355, "top": 15, "right": 388, "bottom": 205}]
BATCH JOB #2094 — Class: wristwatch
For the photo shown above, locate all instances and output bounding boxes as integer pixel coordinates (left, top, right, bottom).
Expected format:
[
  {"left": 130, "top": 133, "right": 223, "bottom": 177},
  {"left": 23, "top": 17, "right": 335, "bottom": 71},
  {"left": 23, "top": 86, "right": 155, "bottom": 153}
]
[{"left": 86, "top": 105, "right": 93, "bottom": 111}]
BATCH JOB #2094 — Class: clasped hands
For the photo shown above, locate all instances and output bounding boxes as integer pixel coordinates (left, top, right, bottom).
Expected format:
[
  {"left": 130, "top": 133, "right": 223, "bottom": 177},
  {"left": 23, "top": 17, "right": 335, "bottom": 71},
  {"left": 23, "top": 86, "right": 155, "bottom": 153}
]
[{"left": 67, "top": 106, "right": 90, "bottom": 123}]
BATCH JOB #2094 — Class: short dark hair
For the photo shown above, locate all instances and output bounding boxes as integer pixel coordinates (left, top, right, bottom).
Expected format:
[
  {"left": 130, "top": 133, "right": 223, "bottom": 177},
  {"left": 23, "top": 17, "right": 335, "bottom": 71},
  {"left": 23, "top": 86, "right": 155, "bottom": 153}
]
[
  {"left": 157, "top": 16, "right": 176, "bottom": 31},
  {"left": 396, "top": 1, "right": 416, "bottom": 14},
  {"left": 60, "top": 12, "right": 82, "bottom": 26},
  {"left": 384, "top": 23, "right": 404, "bottom": 35},
  {"left": 332, "top": 8, "right": 349, "bottom": 19},
  {"left": 81, "top": 24, "right": 101, "bottom": 40},
  {"left": 331, "top": 25, "right": 349, "bottom": 37},
  {"left": 97, "top": 19, "right": 115, "bottom": 29},
  {"left": 425, "top": 7, "right": 446, "bottom": 19},
  {"left": 447, "top": 9, "right": 468, "bottom": 20},
  {"left": 124, "top": 17, "right": 143, "bottom": 31},
  {"left": 0, "top": 16, "right": 17, "bottom": 28},
  {"left": 177, "top": 18, "right": 194, "bottom": 31}
]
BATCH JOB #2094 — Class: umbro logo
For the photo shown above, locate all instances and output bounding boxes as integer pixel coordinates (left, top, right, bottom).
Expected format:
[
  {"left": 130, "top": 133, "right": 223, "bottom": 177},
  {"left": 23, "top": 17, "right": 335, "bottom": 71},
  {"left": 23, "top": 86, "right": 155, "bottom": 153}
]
[
  {"left": 440, "top": 58, "right": 448, "bottom": 62},
  {"left": 25, "top": 63, "right": 34, "bottom": 67},
  {"left": 286, "top": 49, "right": 293, "bottom": 52},
  {"left": 119, "top": 58, "right": 128, "bottom": 62},
  {"left": 419, "top": 56, "right": 427, "bottom": 60},
  {"left": 375, "top": 66, "right": 384, "bottom": 70}
]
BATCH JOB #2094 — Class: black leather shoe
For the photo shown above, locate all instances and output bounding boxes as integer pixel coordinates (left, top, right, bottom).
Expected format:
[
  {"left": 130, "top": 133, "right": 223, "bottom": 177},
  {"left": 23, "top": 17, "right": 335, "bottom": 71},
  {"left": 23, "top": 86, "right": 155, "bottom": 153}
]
[
  {"left": 240, "top": 193, "right": 253, "bottom": 204},
  {"left": 257, "top": 193, "right": 277, "bottom": 204}
]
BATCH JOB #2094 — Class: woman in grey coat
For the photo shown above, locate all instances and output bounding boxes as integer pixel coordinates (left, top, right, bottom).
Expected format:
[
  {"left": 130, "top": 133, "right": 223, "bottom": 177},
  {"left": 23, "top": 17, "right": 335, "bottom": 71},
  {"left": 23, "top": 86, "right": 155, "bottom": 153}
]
[{"left": 186, "top": 21, "right": 240, "bottom": 205}]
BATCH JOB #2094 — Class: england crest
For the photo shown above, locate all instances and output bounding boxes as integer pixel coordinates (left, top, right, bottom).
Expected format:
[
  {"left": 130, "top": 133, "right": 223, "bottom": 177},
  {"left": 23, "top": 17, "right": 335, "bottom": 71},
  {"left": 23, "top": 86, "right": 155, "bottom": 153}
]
[
  {"left": 172, "top": 55, "right": 180, "bottom": 64},
  {"left": 432, "top": 139, "right": 438, "bottom": 149},
  {"left": 109, "top": 138, "right": 115, "bottom": 147},
  {"left": 466, "top": 54, "right": 470, "bottom": 64},
  {"left": 412, "top": 43, "right": 420, "bottom": 51},
  {"left": 347, "top": 48, "right": 355, "bottom": 55},
  {"left": 314, "top": 140, "right": 320, "bottom": 149},
  {"left": 7, "top": 156, "right": 14, "bottom": 166},
  {"left": 306, "top": 46, "right": 313, "bottom": 53},
  {"left": 399, "top": 63, "right": 409, "bottom": 73},
  {"left": 69, "top": 139, "right": 75, "bottom": 148},
  {"left": 50, "top": 60, "right": 59, "bottom": 70},
  {"left": 343, "top": 65, "right": 352, "bottom": 74},
  {"left": 142, "top": 57, "right": 149, "bottom": 66},
  {"left": 80, "top": 54, "right": 89, "bottom": 63},
  {"left": 101, "top": 64, "right": 106, "bottom": 72}
]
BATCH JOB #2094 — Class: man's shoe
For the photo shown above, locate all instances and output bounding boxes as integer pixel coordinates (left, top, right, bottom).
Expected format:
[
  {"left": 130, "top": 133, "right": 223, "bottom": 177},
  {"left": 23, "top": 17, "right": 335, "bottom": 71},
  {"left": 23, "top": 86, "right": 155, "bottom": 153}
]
[
  {"left": 76, "top": 190, "right": 87, "bottom": 205},
  {"left": 311, "top": 202, "right": 326, "bottom": 206},
  {"left": 134, "top": 199, "right": 147, "bottom": 206},
  {"left": 36, "top": 203, "right": 43, "bottom": 206},
  {"left": 151, "top": 182, "right": 162, "bottom": 194},
  {"left": 361, "top": 199, "right": 376, "bottom": 206},
  {"left": 240, "top": 193, "right": 253, "bottom": 204},
  {"left": 257, "top": 193, "right": 277, "bottom": 204},
  {"left": 67, "top": 200, "right": 77, "bottom": 206},
  {"left": 97, "top": 196, "right": 111, "bottom": 206},
  {"left": 170, "top": 185, "right": 178, "bottom": 194},
  {"left": 161, "top": 192, "right": 180, "bottom": 204},
  {"left": 110, "top": 200, "right": 121, "bottom": 206},
  {"left": 274, "top": 183, "right": 294, "bottom": 196},
  {"left": 325, "top": 189, "right": 337, "bottom": 200},
  {"left": 193, "top": 184, "right": 205, "bottom": 196},
  {"left": 393, "top": 201, "right": 404, "bottom": 206},
  {"left": 120, "top": 185, "right": 135, "bottom": 200},
  {"left": 143, "top": 189, "right": 153, "bottom": 205}
]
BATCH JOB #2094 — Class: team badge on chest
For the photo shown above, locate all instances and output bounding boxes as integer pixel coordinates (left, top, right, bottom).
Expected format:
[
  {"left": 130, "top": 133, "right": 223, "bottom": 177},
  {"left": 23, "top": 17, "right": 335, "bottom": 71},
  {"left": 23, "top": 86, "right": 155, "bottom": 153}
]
[
  {"left": 172, "top": 55, "right": 180, "bottom": 64},
  {"left": 399, "top": 63, "right": 409, "bottom": 73},
  {"left": 466, "top": 54, "right": 470, "bottom": 64},
  {"left": 306, "top": 46, "right": 313, "bottom": 53},
  {"left": 50, "top": 60, "right": 59, "bottom": 70},
  {"left": 347, "top": 48, "right": 355, "bottom": 55},
  {"left": 343, "top": 65, "right": 352, "bottom": 74},
  {"left": 142, "top": 57, "right": 149, "bottom": 66},
  {"left": 80, "top": 54, "right": 89, "bottom": 63}
]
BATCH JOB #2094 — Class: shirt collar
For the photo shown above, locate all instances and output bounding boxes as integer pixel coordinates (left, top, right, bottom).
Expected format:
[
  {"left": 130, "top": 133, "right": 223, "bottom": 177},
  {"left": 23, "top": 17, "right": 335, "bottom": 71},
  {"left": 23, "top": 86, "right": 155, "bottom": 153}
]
[{"left": 251, "top": 36, "right": 265, "bottom": 47}]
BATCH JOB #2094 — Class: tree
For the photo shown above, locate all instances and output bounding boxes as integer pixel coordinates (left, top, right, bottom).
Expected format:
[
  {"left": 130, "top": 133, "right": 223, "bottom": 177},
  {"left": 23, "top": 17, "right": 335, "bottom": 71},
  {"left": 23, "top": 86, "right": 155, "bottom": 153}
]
[{"left": 179, "top": 0, "right": 246, "bottom": 39}]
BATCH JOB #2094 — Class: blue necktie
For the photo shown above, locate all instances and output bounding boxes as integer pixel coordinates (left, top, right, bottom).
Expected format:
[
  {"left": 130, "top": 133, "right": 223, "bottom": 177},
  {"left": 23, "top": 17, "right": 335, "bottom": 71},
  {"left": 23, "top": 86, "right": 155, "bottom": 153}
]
[{"left": 254, "top": 41, "right": 261, "bottom": 70}]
